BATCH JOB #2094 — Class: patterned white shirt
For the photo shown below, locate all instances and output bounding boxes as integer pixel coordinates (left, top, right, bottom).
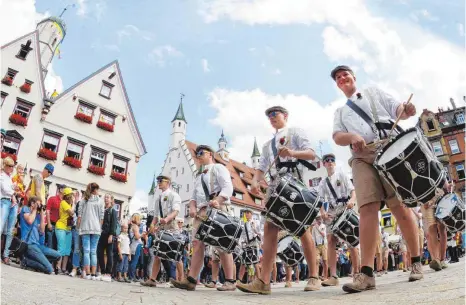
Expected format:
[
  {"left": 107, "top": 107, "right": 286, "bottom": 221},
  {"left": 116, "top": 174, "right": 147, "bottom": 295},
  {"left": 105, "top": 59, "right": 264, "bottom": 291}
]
[
  {"left": 333, "top": 87, "right": 401, "bottom": 147},
  {"left": 153, "top": 188, "right": 181, "bottom": 219},
  {"left": 191, "top": 163, "right": 233, "bottom": 210},
  {"left": 312, "top": 223, "right": 327, "bottom": 245},
  {"left": 0, "top": 171, "right": 15, "bottom": 198},
  {"left": 258, "top": 127, "right": 313, "bottom": 178},
  {"left": 241, "top": 219, "right": 260, "bottom": 246},
  {"left": 317, "top": 170, "right": 354, "bottom": 215}
]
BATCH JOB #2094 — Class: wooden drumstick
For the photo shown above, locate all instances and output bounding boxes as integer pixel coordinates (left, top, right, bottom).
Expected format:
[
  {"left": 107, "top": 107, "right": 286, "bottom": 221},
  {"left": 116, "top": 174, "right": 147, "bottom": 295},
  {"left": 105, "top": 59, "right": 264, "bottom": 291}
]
[
  {"left": 387, "top": 93, "right": 414, "bottom": 139},
  {"left": 263, "top": 139, "right": 289, "bottom": 179}
]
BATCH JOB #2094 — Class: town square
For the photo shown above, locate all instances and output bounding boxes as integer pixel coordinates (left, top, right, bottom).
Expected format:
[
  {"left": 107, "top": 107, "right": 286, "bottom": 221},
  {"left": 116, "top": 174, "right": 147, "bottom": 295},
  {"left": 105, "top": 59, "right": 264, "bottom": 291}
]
[{"left": 0, "top": 0, "right": 465, "bottom": 304}]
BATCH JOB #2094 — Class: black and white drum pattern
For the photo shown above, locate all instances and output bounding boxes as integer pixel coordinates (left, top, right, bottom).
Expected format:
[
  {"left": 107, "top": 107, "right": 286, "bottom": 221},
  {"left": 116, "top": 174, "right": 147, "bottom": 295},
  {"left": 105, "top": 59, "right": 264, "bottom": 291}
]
[
  {"left": 264, "top": 174, "right": 323, "bottom": 237},
  {"left": 242, "top": 246, "right": 260, "bottom": 266},
  {"left": 374, "top": 128, "right": 445, "bottom": 207},
  {"left": 435, "top": 193, "right": 465, "bottom": 233},
  {"left": 232, "top": 246, "right": 243, "bottom": 264},
  {"left": 330, "top": 209, "right": 360, "bottom": 248},
  {"left": 276, "top": 235, "right": 304, "bottom": 267},
  {"left": 195, "top": 209, "right": 243, "bottom": 253},
  {"left": 152, "top": 230, "right": 186, "bottom": 262}
]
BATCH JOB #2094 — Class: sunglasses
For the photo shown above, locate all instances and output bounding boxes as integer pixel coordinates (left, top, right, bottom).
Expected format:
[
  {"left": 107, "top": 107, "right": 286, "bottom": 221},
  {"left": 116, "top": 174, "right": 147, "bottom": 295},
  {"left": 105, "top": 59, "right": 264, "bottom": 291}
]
[
  {"left": 196, "top": 150, "right": 207, "bottom": 157},
  {"left": 324, "top": 158, "right": 335, "bottom": 163},
  {"left": 157, "top": 179, "right": 168, "bottom": 183},
  {"left": 5, "top": 164, "right": 14, "bottom": 168}
]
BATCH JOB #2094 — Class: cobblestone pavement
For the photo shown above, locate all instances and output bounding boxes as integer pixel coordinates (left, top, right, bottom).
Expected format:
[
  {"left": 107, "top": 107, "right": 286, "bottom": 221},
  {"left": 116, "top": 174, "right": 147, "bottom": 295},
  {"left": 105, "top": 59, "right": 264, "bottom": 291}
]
[{"left": 1, "top": 259, "right": 464, "bottom": 305}]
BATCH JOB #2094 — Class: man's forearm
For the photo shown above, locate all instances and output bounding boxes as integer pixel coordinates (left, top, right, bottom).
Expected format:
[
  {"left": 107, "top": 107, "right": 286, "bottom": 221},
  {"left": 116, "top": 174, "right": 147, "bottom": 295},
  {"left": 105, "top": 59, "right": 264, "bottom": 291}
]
[
  {"left": 166, "top": 210, "right": 179, "bottom": 222},
  {"left": 46, "top": 211, "right": 51, "bottom": 225},
  {"left": 333, "top": 132, "right": 353, "bottom": 146},
  {"left": 292, "top": 149, "right": 316, "bottom": 161}
]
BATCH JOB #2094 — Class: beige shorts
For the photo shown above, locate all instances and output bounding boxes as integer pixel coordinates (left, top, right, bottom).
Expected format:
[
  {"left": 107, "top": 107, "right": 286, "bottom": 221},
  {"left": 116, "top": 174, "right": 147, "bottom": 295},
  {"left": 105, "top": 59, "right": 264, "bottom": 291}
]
[
  {"left": 316, "top": 244, "right": 328, "bottom": 262},
  {"left": 421, "top": 204, "right": 438, "bottom": 229},
  {"left": 400, "top": 239, "right": 407, "bottom": 252},
  {"left": 350, "top": 150, "right": 401, "bottom": 210}
]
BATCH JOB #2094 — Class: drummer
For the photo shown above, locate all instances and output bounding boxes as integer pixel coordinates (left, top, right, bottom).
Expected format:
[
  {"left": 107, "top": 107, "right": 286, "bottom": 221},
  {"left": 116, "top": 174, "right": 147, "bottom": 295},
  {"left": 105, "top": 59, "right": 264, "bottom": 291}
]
[
  {"left": 141, "top": 175, "right": 181, "bottom": 287},
  {"left": 170, "top": 145, "right": 236, "bottom": 292},
  {"left": 317, "top": 152, "right": 360, "bottom": 286},
  {"left": 237, "top": 106, "right": 322, "bottom": 295},
  {"left": 331, "top": 65, "right": 423, "bottom": 293},
  {"left": 238, "top": 208, "right": 262, "bottom": 283}
]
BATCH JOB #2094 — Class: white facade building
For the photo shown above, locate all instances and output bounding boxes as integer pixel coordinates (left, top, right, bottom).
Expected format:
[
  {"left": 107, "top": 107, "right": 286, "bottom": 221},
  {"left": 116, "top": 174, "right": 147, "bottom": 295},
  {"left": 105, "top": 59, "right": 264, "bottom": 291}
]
[{"left": 1, "top": 17, "right": 146, "bottom": 220}]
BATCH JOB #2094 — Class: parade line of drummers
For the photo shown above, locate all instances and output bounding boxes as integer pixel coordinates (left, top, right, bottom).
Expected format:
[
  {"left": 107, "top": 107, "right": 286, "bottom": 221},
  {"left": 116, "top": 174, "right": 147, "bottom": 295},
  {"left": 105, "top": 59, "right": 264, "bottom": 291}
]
[{"left": 1, "top": 65, "right": 465, "bottom": 295}]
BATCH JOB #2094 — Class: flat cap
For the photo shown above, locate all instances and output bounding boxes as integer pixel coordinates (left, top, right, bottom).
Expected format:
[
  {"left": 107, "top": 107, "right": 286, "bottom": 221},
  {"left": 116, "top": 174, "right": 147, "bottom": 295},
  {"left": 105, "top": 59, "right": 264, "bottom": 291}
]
[
  {"left": 322, "top": 153, "right": 336, "bottom": 161},
  {"left": 156, "top": 175, "right": 172, "bottom": 182},
  {"left": 265, "top": 106, "right": 288, "bottom": 116},
  {"left": 195, "top": 145, "right": 215, "bottom": 154},
  {"left": 330, "top": 65, "right": 354, "bottom": 80}
]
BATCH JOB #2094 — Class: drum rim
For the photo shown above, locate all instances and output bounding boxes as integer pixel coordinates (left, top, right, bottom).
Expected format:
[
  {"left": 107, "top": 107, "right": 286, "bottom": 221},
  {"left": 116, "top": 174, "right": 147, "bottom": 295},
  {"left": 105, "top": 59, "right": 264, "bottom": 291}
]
[
  {"left": 277, "top": 235, "right": 295, "bottom": 253},
  {"left": 397, "top": 173, "right": 446, "bottom": 205},
  {"left": 331, "top": 208, "right": 358, "bottom": 231},
  {"left": 374, "top": 127, "right": 421, "bottom": 169}
]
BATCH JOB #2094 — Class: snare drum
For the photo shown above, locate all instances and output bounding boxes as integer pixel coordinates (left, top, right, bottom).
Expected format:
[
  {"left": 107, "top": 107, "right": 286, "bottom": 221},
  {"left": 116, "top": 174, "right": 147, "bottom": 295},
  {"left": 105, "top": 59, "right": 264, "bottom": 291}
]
[
  {"left": 330, "top": 209, "right": 360, "bottom": 248},
  {"left": 195, "top": 208, "right": 243, "bottom": 253},
  {"left": 265, "top": 174, "right": 323, "bottom": 237},
  {"left": 374, "top": 128, "right": 445, "bottom": 207},
  {"left": 242, "top": 246, "right": 259, "bottom": 265},
  {"left": 152, "top": 230, "right": 186, "bottom": 262},
  {"left": 276, "top": 235, "right": 304, "bottom": 267},
  {"left": 435, "top": 193, "right": 465, "bottom": 233},
  {"left": 232, "top": 246, "right": 243, "bottom": 264}
]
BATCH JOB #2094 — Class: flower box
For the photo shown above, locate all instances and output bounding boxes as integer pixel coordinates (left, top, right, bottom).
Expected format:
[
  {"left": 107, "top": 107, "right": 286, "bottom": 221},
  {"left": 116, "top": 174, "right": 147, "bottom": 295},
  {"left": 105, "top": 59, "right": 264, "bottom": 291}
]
[
  {"left": 97, "top": 121, "right": 114, "bottom": 132},
  {"left": 74, "top": 112, "right": 92, "bottom": 124},
  {"left": 20, "top": 83, "right": 31, "bottom": 93},
  {"left": 1, "top": 76, "right": 13, "bottom": 86},
  {"left": 63, "top": 156, "right": 82, "bottom": 169},
  {"left": 9, "top": 113, "right": 28, "bottom": 126},
  {"left": 111, "top": 171, "right": 127, "bottom": 182},
  {"left": 88, "top": 165, "right": 105, "bottom": 176},
  {"left": 38, "top": 148, "right": 57, "bottom": 161},
  {"left": 1, "top": 152, "right": 17, "bottom": 162}
]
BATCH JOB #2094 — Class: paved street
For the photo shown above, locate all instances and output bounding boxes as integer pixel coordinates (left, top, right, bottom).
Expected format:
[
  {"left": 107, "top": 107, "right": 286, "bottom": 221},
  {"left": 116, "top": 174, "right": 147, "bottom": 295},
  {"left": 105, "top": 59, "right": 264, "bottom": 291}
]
[{"left": 1, "top": 259, "right": 465, "bottom": 305}]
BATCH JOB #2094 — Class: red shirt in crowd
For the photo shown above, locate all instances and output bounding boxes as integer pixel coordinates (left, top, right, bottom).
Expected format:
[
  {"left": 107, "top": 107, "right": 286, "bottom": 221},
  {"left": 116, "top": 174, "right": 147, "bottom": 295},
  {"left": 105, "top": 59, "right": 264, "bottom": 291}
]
[{"left": 46, "top": 195, "right": 61, "bottom": 223}]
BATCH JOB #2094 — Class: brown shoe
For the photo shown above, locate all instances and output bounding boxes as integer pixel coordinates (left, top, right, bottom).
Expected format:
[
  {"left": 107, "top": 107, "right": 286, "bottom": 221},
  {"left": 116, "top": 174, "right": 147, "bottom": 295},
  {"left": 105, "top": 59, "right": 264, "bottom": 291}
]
[
  {"left": 429, "top": 259, "right": 442, "bottom": 271},
  {"left": 284, "top": 281, "right": 292, "bottom": 288},
  {"left": 170, "top": 278, "right": 196, "bottom": 291},
  {"left": 140, "top": 279, "right": 157, "bottom": 287},
  {"left": 217, "top": 282, "right": 236, "bottom": 291},
  {"left": 204, "top": 281, "right": 217, "bottom": 288},
  {"left": 342, "top": 273, "right": 376, "bottom": 293},
  {"left": 409, "top": 262, "right": 424, "bottom": 282},
  {"left": 321, "top": 276, "right": 339, "bottom": 287},
  {"left": 304, "top": 277, "right": 321, "bottom": 291},
  {"left": 236, "top": 279, "right": 271, "bottom": 295}
]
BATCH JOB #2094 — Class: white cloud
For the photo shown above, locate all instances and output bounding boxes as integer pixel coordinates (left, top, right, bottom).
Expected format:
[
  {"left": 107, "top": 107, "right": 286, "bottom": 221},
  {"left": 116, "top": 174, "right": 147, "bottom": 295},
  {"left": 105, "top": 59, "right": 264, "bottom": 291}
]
[
  {"left": 201, "top": 58, "right": 211, "bottom": 72},
  {"left": 117, "top": 24, "right": 154, "bottom": 44},
  {"left": 44, "top": 64, "right": 64, "bottom": 96},
  {"left": 148, "top": 45, "right": 183, "bottom": 67},
  {"left": 76, "top": 0, "right": 87, "bottom": 16},
  {"left": 104, "top": 44, "right": 120, "bottom": 52},
  {"left": 272, "top": 68, "right": 281, "bottom": 75},
  {"left": 199, "top": 0, "right": 464, "bottom": 168},
  {"left": 129, "top": 189, "right": 148, "bottom": 214},
  {"left": 458, "top": 23, "right": 465, "bottom": 37},
  {"left": 410, "top": 9, "right": 439, "bottom": 22}
]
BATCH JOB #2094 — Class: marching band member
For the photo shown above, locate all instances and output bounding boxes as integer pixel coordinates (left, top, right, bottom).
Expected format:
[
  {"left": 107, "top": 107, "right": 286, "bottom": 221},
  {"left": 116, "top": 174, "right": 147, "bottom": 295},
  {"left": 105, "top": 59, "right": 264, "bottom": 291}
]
[
  {"left": 141, "top": 175, "right": 180, "bottom": 287},
  {"left": 331, "top": 65, "right": 423, "bottom": 293},
  {"left": 237, "top": 106, "right": 321, "bottom": 295},
  {"left": 317, "top": 153, "right": 360, "bottom": 286},
  {"left": 170, "top": 145, "right": 236, "bottom": 292},
  {"left": 238, "top": 208, "right": 261, "bottom": 282}
]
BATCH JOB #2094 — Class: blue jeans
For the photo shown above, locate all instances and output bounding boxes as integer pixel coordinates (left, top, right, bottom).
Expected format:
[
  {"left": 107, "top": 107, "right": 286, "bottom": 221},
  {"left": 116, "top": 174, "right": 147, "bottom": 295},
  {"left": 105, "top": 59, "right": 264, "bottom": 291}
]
[
  {"left": 46, "top": 224, "right": 56, "bottom": 250},
  {"left": 117, "top": 254, "right": 129, "bottom": 273},
  {"left": 55, "top": 229, "right": 72, "bottom": 256},
  {"left": 1, "top": 203, "right": 18, "bottom": 258},
  {"left": 81, "top": 234, "right": 100, "bottom": 267},
  {"left": 22, "top": 244, "right": 61, "bottom": 274},
  {"left": 128, "top": 244, "right": 142, "bottom": 279},
  {"left": 71, "top": 228, "right": 81, "bottom": 268}
]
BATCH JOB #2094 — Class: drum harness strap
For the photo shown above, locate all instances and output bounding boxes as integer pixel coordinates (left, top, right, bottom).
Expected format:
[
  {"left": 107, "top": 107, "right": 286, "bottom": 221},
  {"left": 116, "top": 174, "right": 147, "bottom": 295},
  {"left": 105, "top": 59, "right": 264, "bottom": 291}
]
[
  {"left": 325, "top": 177, "right": 350, "bottom": 210},
  {"left": 200, "top": 168, "right": 222, "bottom": 208}
]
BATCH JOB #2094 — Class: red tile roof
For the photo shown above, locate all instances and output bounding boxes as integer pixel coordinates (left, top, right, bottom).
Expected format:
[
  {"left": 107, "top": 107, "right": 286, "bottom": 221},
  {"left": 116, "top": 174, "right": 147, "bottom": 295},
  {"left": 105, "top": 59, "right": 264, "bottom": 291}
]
[{"left": 185, "top": 140, "right": 266, "bottom": 212}]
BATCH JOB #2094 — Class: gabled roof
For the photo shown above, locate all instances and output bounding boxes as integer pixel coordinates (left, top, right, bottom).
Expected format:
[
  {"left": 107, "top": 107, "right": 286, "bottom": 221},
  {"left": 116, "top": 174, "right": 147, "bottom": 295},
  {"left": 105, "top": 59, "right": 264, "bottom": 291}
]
[
  {"left": 52, "top": 60, "right": 147, "bottom": 155},
  {"left": 172, "top": 101, "right": 187, "bottom": 123}
]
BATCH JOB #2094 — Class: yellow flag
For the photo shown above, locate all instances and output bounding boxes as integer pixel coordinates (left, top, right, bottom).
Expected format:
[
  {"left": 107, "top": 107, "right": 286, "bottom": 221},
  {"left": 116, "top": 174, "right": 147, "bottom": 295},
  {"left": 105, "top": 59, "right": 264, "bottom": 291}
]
[
  {"left": 51, "top": 90, "right": 59, "bottom": 98},
  {"left": 242, "top": 213, "right": 247, "bottom": 223}
]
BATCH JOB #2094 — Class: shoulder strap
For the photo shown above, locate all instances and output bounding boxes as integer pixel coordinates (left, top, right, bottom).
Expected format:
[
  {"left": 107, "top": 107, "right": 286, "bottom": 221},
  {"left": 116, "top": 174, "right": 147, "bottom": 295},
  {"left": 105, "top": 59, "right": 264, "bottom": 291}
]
[
  {"left": 271, "top": 135, "right": 281, "bottom": 169},
  {"left": 200, "top": 174, "right": 210, "bottom": 201},
  {"left": 158, "top": 196, "right": 164, "bottom": 219},
  {"left": 346, "top": 99, "right": 374, "bottom": 128},
  {"left": 326, "top": 177, "right": 338, "bottom": 201}
]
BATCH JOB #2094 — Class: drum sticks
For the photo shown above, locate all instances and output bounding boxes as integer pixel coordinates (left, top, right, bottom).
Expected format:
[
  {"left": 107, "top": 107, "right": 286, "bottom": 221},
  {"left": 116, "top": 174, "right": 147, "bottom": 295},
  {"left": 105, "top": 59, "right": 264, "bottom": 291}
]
[
  {"left": 387, "top": 93, "right": 413, "bottom": 139},
  {"left": 263, "top": 139, "right": 289, "bottom": 179}
]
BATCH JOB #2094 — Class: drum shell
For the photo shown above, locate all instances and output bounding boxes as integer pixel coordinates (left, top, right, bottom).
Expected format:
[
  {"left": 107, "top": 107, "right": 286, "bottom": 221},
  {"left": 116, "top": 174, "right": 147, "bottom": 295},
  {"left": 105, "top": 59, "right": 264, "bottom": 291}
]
[
  {"left": 152, "top": 231, "right": 185, "bottom": 262},
  {"left": 374, "top": 128, "right": 445, "bottom": 207},
  {"left": 265, "top": 175, "right": 322, "bottom": 237},
  {"left": 435, "top": 193, "right": 465, "bottom": 234},
  {"left": 242, "top": 246, "right": 259, "bottom": 265},
  {"left": 276, "top": 236, "right": 304, "bottom": 267},
  {"left": 330, "top": 209, "right": 360, "bottom": 248}
]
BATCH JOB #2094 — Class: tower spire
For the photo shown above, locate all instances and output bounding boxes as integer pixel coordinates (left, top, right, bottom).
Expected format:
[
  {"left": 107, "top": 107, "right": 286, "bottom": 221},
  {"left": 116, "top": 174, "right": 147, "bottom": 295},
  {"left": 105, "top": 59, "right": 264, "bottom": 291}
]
[
  {"left": 148, "top": 173, "right": 156, "bottom": 195},
  {"left": 171, "top": 93, "right": 187, "bottom": 123},
  {"left": 251, "top": 137, "right": 260, "bottom": 157}
]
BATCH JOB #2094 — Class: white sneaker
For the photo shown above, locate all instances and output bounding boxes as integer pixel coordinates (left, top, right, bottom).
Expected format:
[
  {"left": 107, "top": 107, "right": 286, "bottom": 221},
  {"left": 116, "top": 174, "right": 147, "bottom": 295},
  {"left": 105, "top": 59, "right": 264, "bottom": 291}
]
[
  {"left": 93, "top": 275, "right": 102, "bottom": 281},
  {"left": 84, "top": 275, "right": 92, "bottom": 280},
  {"left": 69, "top": 270, "right": 77, "bottom": 277},
  {"left": 102, "top": 275, "right": 112, "bottom": 282}
]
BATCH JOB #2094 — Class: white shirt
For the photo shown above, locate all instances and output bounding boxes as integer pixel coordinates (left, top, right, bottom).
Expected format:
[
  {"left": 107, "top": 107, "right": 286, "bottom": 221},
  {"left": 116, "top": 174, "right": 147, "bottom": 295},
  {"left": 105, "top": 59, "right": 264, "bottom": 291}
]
[
  {"left": 333, "top": 87, "right": 401, "bottom": 149},
  {"left": 381, "top": 231, "right": 389, "bottom": 248},
  {"left": 0, "top": 171, "right": 15, "bottom": 198},
  {"left": 258, "top": 127, "right": 313, "bottom": 178},
  {"left": 153, "top": 188, "right": 181, "bottom": 219},
  {"left": 317, "top": 170, "right": 354, "bottom": 214},
  {"left": 242, "top": 219, "right": 260, "bottom": 246},
  {"left": 118, "top": 233, "right": 131, "bottom": 255},
  {"left": 191, "top": 163, "right": 233, "bottom": 210},
  {"left": 312, "top": 223, "right": 327, "bottom": 246}
]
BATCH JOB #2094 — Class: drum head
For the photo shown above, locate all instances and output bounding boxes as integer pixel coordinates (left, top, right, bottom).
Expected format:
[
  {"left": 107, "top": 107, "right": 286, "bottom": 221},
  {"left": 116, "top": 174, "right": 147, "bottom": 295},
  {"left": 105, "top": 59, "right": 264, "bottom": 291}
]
[
  {"left": 277, "top": 236, "right": 293, "bottom": 253},
  {"left": 333, "top": 210, "right": 349, "bottom": 229},
  {"left": 436, "top": 193, "right": 458, "bottom": 219},
  {"left": 377, "top": 130, "right": 417, "bottom": 165}
]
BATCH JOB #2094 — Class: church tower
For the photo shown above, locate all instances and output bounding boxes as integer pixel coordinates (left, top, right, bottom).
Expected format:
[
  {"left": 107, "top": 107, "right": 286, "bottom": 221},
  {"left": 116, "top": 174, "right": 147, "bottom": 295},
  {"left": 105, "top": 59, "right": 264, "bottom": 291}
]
[
  {"left": 170, "top": 94, "right": 187, "bottom": 149},
  {"left": 36, "top": 16, "right": 66, "bottom": 78},
  {"left": 217, "top": 130, "right": 229, "bottom": 161},
  {"left": 251, "top": 137, "right": 260, "bottom": 169}
]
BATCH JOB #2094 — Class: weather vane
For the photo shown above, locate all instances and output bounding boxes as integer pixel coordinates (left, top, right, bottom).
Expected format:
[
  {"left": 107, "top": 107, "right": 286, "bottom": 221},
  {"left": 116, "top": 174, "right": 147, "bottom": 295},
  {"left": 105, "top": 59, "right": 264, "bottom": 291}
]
[
  {"left": 59, "top": 3, "right": 76, "bottom": 18},
  {"left": 180, "top": 93, "right": 185, "bottom": 102}
]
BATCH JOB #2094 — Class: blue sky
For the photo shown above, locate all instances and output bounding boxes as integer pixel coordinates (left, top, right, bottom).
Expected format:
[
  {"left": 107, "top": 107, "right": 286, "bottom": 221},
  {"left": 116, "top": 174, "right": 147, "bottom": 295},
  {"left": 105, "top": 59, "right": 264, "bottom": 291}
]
[{"left": 8, "top": 0, "right": 464, "bottom": 203}]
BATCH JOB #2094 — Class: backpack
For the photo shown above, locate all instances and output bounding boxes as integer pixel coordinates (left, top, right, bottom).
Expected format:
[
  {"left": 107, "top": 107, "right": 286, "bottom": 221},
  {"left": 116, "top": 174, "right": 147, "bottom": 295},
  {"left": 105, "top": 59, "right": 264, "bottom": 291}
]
[{"left": 115, "top": 219, "right": 121, "bottom": 236}]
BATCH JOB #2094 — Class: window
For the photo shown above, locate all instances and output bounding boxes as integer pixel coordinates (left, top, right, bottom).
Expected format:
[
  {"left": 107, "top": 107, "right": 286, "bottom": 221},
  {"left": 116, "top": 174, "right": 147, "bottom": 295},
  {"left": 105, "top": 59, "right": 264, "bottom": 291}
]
[
  {"left": 254, "top": 198, "right": 262, "bottom": 205},
  {"left": 99, "top": 81, "right": 114, "bottom": 99},
  {"left": 186, "top": 184, "right": 189, "bottom": 192},
  {"left": 112, "top": 156, "right": 128, "bottom": 174},
  {"left": 1, "top": 91, "right": 7, "bottom": 106},
  {"left": 235, "top": 192, "right": 243, "bottom": 200},
  {"left": 90, "top": 148, "right": 107, "bottom": 168},
  {"left": 176, "top": 170, "right": 179, "bottom": 177},
  {"left": 41, "top": 132, "right": 61, "bottom": 152},
  {"left": 178, "top": 152, "right": 181, "bottom": 158},
  {"left": 16, "top": 40, "right": 33, "bottom": 60},
  {"left": 426, "top": 119, "right": 435, "bottom": 131},
  {"left": 456, "top": 163, "right": 465, "bottom": 180},
  {"left": 13, "top": 101, "right": 32, "bottom": 119},
  {"left": 76, "top": 103, "right": 94, "bottom": 116},
  {"left": 382, "top": 213, "right": 392, "bottom": 228},
  {"left": 456, "top": 113, "right": 465, "bottom": 124},
  {"left": 2, "top": 137, "right": 21, "bottom": 156},
  {"left": 312, "top": 177, "right": 322, "bottom": 186},
  {"left": 99, "top": 112, "right": 115, "bottom": 125},
  {"left": 246, "top": 184, "right": 251, "bottom": 190},
  {"left": 169, "top": 157, "right": 171, "bottom": 163},
  {"left": 238, "top": 171, "right": 244, "bottom": 178},
  {"left": 114, "top": 199, "right": 123, "bottom": 218},
  {"left": 65, "top": 140, "right": 84, "bottom": 160},
  {"left": 184, "top": 205, "right": 189, "bottom": 218},
  {"left": 2, "top": 68, "right": 18, "bottom": 85},
  {"left": 51, "top": 38, "right": 57, "bottom": 47},
  {"left": 181, "top": 167, "right": 184, "bottom": 174},
  {"left": 449, "top": 139, "right": 460, "bottom": 154},
  {"left": 431, "top": 141, "right": 443, "bottom": 156}
]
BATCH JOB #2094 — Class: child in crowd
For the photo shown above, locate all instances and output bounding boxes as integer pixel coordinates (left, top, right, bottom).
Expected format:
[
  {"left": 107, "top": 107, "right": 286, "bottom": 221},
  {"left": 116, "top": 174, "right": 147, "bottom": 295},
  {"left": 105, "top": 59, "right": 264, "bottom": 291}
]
[
  {"left": 117, "top": 222, "right": 131, "bottom": 283},
  {"left": 128, "top": 213, "right": 143, "bottom": 281}
]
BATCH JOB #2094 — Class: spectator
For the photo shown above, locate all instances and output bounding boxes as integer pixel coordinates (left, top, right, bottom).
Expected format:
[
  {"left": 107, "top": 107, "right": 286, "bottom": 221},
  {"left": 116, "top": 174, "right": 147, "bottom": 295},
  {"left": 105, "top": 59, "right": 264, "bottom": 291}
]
[
  {"left": 97, "top": 194, "right": 118, "bottom": 282},
  {"left": 128, "top": 213, "right": 142, "bottom": 281},
  {"left": 46, "top": 184, "right": 65, "bottom": 250},
  {"left": 20, "top": 196, "right": 61, "bottom": 274},
  {"left": 27, "top": 163, "right": 54, "bottom": 211},
  {"left": 78, "top": 183, "right": 104, "bottom": 280},
  {"left": 12, "top": 164, "right": 26, "bottom": 206},
  {"left": 117, "top": 222, "right": 131, "bottom": 282},
  {"left": 1, "top": 157, "right": 18, "bottom": 265},
  {"left": 69, "top": 190, "right": 82, "bottom": 277},
  {"left": 55, "top": 187, "right": 76, "bottom": 275}
]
